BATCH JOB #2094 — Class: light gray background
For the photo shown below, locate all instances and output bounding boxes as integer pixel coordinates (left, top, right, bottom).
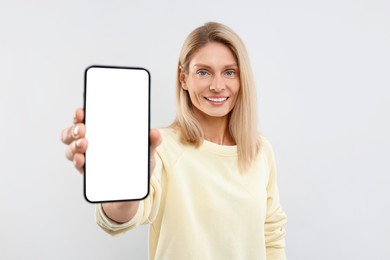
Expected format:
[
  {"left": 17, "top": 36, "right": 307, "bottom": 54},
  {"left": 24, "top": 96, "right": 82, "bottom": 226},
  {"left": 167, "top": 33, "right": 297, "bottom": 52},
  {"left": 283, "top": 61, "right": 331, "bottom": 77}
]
[{"left": 1, "top": 0, "right": 389, "bottom": 259}]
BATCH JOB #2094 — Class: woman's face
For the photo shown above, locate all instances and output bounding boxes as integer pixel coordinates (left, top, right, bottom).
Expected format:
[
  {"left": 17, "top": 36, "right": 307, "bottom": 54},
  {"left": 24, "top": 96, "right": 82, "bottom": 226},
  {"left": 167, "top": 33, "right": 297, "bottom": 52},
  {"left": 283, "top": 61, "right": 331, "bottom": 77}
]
[{"left": 182, "top": 42, "right": 240, "bottom": 120}]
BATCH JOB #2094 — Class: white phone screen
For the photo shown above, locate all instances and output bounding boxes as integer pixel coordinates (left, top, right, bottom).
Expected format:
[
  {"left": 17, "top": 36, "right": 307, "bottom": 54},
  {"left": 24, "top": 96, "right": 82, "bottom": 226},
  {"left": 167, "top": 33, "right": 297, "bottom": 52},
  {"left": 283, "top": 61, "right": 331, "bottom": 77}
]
[{"left": 84, "top": 66, "right": 150, "bottom": 203}]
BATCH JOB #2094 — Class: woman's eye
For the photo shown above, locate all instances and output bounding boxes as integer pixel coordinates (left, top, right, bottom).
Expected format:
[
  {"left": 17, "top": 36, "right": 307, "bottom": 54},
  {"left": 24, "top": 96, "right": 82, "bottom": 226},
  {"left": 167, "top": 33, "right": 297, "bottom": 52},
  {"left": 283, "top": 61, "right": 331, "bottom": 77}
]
[
  {"left": 224, "top": 70, "right": 236, "bottom": 77},
  {"left": 197, "top": 70, "right": 209, "bottom": 77}
]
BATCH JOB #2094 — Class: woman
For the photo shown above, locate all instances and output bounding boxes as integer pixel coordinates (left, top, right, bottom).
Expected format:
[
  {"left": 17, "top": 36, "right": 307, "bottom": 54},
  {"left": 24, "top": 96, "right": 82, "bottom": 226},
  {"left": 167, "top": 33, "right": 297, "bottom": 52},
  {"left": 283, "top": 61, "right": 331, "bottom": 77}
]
[{"left": 62, "top": 22, "right": 287, "bottom": 260}]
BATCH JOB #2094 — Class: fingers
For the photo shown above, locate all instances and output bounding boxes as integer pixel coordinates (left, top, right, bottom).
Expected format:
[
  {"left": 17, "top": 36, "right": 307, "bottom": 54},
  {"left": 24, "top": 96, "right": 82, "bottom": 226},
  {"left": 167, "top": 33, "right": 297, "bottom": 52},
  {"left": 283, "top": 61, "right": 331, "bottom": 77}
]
[
  {"left": 73, "top": 108, "right": 85, "bottom": 124},
  {"left": 65, "top": 138, "right": 88, "bottom": 160},
  {"left": 62, "top": 108, "right": 87, "bottom": 174},
  {"left": 61, "top": 108, "right": 85, "bottom": 145},
  {"left": 65, "top": 138, "right": 88, "bottom": 174},
  {"left": 61, "top": 123, "right": 86, "bottom": 145},
  {"left": 73, "top": 153, "right": 85, "bottom": 174}
]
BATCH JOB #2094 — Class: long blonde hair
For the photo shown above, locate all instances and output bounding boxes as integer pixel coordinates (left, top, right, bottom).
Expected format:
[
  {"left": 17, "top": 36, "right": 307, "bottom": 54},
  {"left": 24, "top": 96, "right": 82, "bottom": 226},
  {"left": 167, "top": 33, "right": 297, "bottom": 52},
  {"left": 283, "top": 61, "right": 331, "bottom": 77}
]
[{"left": 172, "top": 21, "right": 261, "bottom": 172}]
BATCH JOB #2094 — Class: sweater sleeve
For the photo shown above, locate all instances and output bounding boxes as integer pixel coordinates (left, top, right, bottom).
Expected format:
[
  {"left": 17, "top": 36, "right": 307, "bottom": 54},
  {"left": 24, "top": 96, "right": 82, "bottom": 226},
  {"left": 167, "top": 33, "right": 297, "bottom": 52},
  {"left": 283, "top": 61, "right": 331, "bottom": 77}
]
[
  {"left": 264, "top": 140, "right": 288, "bottom": 260},
  {"left": 95, "top": 152, "right": 163, "bottom": 236}
]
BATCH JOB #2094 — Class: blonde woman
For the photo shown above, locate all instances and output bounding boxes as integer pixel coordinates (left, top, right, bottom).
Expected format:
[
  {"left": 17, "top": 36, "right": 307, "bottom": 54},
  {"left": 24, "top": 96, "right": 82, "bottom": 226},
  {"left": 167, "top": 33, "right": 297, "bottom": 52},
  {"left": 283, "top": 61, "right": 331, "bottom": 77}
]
[{"left": 62, "top": 22, "right": 287, "bottom": 260}]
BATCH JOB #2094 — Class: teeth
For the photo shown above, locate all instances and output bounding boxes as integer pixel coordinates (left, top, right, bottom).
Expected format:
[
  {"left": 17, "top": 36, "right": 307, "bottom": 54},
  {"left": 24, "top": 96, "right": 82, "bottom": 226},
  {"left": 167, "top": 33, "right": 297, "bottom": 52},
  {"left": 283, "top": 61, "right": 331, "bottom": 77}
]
[{"left": 206, "top": 97, "right": 227, "bottom": 102}]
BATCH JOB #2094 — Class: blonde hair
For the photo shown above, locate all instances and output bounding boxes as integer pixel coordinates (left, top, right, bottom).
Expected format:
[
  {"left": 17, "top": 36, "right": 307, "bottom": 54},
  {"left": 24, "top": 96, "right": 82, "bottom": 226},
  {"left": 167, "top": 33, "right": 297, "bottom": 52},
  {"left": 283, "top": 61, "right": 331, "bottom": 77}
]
[{"left": 172, "top": 21, "right": 261, "bottom": 172}]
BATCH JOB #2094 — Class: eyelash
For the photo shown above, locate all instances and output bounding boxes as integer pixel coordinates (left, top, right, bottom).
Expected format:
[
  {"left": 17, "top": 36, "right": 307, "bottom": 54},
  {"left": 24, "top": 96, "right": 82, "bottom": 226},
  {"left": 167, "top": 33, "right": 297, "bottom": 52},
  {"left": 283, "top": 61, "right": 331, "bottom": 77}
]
[
  {"left": 197, "top": 70, "right": 210, "bottom": 77},
  {"left": 224, "top": 70, "right": 236, "bottom": 77},
  {"left": 196, "top": 70, "right": 237, "bottom": 77}
]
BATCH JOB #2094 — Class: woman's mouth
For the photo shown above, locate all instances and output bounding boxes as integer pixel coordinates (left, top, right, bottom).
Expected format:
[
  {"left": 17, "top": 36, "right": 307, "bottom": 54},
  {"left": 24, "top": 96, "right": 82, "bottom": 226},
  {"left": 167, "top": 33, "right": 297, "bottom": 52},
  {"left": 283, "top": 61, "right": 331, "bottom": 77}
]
[{"left": 205, "top": 97, "right": 228, "bottom": 103}]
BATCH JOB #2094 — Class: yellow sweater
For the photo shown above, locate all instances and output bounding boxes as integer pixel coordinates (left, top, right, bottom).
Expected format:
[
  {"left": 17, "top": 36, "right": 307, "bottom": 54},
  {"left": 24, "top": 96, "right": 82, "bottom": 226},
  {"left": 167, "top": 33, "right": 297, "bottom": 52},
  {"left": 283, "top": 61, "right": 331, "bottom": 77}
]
[{"left": 96, "top": 128, "right": 287, "bottom": 260}]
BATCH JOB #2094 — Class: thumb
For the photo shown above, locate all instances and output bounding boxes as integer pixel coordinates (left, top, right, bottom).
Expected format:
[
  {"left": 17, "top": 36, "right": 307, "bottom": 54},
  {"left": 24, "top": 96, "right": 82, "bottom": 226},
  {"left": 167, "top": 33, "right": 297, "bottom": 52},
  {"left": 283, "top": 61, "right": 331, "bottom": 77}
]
[{"left": 150, "top": 129, "right": 162, "bottom": 151}]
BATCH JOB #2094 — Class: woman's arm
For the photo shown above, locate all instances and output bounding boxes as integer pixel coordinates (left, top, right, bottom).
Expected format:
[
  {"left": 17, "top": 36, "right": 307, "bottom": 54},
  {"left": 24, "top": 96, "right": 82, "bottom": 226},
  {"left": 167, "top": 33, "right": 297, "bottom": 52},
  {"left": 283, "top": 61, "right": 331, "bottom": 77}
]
[
  {"left": 101, "top": 201, "right": 140, "bottom": 224},
  {"left": 263, "top": 139, "right": 288, "bottom": 260},
  {"left": 61, "top": 108, "right": 162, "bottom": 224}
]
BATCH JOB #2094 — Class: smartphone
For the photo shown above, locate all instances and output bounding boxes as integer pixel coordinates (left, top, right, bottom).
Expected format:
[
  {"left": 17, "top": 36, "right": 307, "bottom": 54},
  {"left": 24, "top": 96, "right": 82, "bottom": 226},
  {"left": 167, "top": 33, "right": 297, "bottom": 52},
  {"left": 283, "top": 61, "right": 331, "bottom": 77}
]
[{"left": 83, "top": 65, "right": 150, "bottom": 203}]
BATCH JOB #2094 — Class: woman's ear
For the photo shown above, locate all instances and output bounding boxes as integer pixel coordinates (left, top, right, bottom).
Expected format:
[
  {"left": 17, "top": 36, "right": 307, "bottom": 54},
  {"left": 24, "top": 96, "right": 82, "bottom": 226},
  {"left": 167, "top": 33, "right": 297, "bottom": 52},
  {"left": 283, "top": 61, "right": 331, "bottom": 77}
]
[{"left": 179, "top": 66, "right": 188, "bottom": 90}]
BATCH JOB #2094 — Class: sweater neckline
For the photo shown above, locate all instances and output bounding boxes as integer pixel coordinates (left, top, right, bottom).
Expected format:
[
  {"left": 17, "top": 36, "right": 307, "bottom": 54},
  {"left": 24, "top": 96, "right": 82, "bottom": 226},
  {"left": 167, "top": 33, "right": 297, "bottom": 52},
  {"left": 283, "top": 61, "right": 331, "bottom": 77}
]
[{"left": 202, "top": 139, "right": 237, "bottom": 156}]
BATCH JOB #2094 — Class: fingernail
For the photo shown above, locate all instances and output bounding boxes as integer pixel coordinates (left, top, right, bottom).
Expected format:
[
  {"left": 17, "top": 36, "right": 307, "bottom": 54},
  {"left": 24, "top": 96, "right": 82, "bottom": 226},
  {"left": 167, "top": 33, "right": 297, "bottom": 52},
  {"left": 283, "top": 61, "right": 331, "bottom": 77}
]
[
  {"left": 76, "top": 139, "right": 83, "bottom": 147},
  {"left": 73, "top": 125, "right": 79, "bottom": 137}
]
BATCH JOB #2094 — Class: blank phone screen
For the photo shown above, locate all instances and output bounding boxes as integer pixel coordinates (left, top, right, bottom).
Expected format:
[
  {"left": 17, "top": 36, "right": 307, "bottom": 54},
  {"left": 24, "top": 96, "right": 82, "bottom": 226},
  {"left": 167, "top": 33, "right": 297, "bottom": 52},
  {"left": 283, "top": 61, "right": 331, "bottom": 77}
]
[{"left": 84, "top": 66, "right": 150, "bottom": 203}]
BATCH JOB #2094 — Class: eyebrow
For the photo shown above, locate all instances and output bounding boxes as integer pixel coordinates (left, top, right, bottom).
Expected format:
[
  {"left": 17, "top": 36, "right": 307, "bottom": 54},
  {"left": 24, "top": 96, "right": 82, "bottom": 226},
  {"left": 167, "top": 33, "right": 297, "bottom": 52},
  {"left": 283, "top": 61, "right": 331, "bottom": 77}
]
[{"left": 192, "top": 63, "right": 238, "bottom": 70}]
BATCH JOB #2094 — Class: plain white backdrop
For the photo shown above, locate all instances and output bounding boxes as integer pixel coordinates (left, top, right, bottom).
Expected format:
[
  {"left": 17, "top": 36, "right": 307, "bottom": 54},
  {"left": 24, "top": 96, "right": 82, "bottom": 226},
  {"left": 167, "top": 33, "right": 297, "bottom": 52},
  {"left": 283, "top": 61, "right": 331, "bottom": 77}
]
[{"left": 1, "top": 0, "right": 389, "bottom": 259}]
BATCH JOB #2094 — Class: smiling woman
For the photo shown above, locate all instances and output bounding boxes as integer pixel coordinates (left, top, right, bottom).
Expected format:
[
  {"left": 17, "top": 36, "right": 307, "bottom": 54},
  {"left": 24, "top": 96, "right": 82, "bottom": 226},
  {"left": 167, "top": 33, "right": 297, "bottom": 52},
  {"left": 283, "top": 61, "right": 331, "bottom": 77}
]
[
  {"left": 174, "top": 22, "right": 260, "bottom": 171},
  {"left": 179, "top": 42, "right": 241, "bottom": 143},
  {"left": 61, "top": 21, "right": 287, "bottom": 260}
]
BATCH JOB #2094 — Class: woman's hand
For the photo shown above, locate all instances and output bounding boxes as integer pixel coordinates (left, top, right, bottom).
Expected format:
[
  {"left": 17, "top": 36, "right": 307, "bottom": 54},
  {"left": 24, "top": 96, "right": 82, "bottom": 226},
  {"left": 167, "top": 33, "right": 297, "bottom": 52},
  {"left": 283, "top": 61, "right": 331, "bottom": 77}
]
[
  {"left": 61, "top": 108, "right": 162, "bottom": 223},
  {"left": 61, "top": 108, "right": 162, "bottom": 175},
  {"left": 61, "top": 108, "right": 88, "bottom": 173}
]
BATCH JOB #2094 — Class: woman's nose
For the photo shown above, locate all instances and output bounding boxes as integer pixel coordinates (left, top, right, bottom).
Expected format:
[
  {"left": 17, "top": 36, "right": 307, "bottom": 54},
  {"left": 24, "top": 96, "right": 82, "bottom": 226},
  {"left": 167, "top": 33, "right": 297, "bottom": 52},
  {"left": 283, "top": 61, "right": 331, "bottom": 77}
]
[{"left": 209, "top": 75, "right": 225, "bottom": 92}]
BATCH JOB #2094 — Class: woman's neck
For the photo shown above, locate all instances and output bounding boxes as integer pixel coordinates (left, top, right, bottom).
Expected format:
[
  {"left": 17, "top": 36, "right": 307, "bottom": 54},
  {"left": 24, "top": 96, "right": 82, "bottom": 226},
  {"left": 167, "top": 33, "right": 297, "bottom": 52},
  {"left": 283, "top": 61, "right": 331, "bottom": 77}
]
[{"left": 193, "top": 110, "right": 236, "bottom": 146}]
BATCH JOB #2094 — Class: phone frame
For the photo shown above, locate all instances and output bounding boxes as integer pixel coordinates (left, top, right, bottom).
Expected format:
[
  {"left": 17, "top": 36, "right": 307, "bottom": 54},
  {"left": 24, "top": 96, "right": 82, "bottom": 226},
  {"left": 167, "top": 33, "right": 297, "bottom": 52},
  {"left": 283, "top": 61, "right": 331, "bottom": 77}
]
[{"left": 83, "top": 65, "right": 151, "bottom": 203}]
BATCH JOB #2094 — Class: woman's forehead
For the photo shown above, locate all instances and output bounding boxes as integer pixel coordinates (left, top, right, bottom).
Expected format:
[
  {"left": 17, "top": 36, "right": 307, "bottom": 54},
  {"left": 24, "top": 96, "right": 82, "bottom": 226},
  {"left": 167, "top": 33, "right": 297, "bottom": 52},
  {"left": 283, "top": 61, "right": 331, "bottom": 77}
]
[{"left": 189, "top": 42, "right": 237, "bottom": 69}]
